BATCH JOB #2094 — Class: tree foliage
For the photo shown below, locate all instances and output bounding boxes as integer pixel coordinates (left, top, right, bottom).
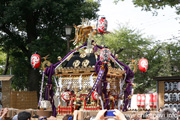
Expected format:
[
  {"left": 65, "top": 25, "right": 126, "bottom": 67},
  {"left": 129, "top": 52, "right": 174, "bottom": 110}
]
[
  {"left": 115, "top": 0, "right": 180, "bottom": 14},
  {"left": 158, "top": 42, "right": 180, "bottom": 76},
  {"left": 0, "top": 0, "right": 100, "bottom": 91},
  {"left": 0, "top": 49, "right": 6, "bottom": 74},
  {"left": 95, "top": 25, "right": 152, "bottom": 62},
  {"left": 94, "top": 25, "right": 180, "bottom": 93}
]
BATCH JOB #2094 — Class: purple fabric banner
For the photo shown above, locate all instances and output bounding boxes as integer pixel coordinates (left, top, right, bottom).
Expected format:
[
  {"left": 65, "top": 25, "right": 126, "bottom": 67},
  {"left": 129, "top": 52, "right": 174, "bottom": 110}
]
[
  {"left": 95, "top": 44, "right": 134, "bottom": 111},
  {"left": 85, "top": 68, "right": 104, "bottom": 101},
  {"left": 44, "top": 42, "right": 88, "bottom": 116},
  {"left": 95, "top": 60, "right": 109, "bottom": 109}
]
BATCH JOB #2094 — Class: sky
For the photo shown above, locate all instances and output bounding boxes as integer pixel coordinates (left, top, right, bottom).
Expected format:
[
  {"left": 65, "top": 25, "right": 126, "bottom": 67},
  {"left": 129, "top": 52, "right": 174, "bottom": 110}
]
[{"left": 94, "top": 0, "right": 180, "bottom": 42}]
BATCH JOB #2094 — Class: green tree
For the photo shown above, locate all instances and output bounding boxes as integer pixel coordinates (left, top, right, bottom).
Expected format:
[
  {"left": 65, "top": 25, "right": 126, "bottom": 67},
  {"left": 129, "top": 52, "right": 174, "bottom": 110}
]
[
  {"left": 96, "top": 26, "right": 180, "bottom": 93},
  {"left": 0, "top": 49, "right": 6, "bottom": 74},
  {"left": 95, "top": 25, "right": 156, "bottom": 93},
  {"left": 158, "top": 42, "right": 180, "bottom": 76},
  {"left": 134, "top": 43, "right": 163, "bottom": 93},
  {"left": 115, "top": 0, "right": 180, "bottom": 14},
  {"left": 95, "top": 25, "right": 177, "bottom": 93},
  {"left": 0, "top": 0, "right": 100, "bottom": 91},
  {"left": 0, "top": 45, "right": 11, "bottom": 75},
  {"left": 95, "top": 25, "right": 152, "bottom": 62}
]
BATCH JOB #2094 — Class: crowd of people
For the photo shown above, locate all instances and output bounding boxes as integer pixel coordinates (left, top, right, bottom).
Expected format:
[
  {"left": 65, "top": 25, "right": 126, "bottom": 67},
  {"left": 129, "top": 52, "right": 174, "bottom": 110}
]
[
  {"left": 0, "top": 108, "right": 56, "bottom": 120},
  {"left": 0, "top": 107, "right": 179, "bottom": 120},
  {"left": 70, "top": 107, "right": 180, "bottom": 120}
]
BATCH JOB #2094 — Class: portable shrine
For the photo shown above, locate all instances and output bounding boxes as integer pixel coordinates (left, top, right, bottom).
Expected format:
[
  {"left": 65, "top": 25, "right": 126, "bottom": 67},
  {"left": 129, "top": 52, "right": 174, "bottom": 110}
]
[
  {"left": 40, "top": 20, "right": 134, "bottom": 117},
  {"left": 55, "top": 47, "right": 127, "bottom": 114}
]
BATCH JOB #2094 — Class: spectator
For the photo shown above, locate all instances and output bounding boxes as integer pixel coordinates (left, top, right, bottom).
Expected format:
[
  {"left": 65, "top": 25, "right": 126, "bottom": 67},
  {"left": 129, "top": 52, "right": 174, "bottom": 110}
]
[
  {"left": 84, "top": 116, "right": 96, "bottom": 120},
  {"left": 142, "top": 111, "right": 150, "bottom": 119},
  {"left": 129, "top": 114, "right": 141, "bottom": 120},
  {"left": 73, "top": 110, "right": 79, "bottom": 120},
  {"left": 93, "top": 109, "right": 127, "bottom": 120},
  {"left": 177, "top": 111, "right": 180, "bottom": 120},
  {"left": 113, "top": 109, "right": 127, "bottom": 120},
  {"left": 18, "top": 111, "right": 31, "bottom": 120},
  {"left": 12, "top": 115, "right": 18, "bottom": 120},
  {"left": 158, "top": 108, "right": 177, "bottom": 120},
  {"left": 84, "top": 116, "right": 91, "bottom": 120},
  {"left": 93, "top": 109, "right": 107, "bottom": 120},
  {"left": 47, "top": 116, "right": 56, "bottom": 120},
  {"left": 31, "top": 115, "right": 39, "bottom": 120},
  {"left": 39, "top": 116, "right": 47, "bottom": 120},
  {"left": 0, "top": 108, "right": 9, "bottom": 120},
  {"left": 62, "top": 114, "right": 73, "bottom": 120},
  {"left": 158, "top": 107, "right": 165, "bottom": 112},
  {"left": 124, "top": 115, "right": 130, "bottom": 120}
]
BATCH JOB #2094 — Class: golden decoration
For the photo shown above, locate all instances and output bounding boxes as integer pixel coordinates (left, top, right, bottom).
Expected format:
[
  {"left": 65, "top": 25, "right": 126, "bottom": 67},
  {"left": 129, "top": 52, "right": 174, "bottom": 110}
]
[
  {"left": 73, "top": 60, "right": 81, "bottom": 68},
  {"left": 82, "top": 59, "right": 90, "bottom": 67},
  {"left": 41, "top": 60, "right": 51, "bottom": 71},
  {"left": 43, "top": 55, "right": 49, "bottom": 60},
  {"left": 115, "top": 54, "right": 119, "bottom": 59},
  {"left": 129, "top": 63, "right": 137, "bottom": 73},
  {"left": 57, "top": 56, "right": 62, "bottom": 61},
  {"left": 108, "top": 63, "right": 111, "bottom": 67},
  {"left": 128, "top": 59, "right": 137, "bottom": 73},
  {"left": 71, "top": 18, "right": 97, "bottom": 45},
  {"left": 94, "top": 52, "right": 99, "bottom": 56},
  {"left": 128, "top": 95, "right": 132, "bottom": 99},
  {"left": 80, "top": 53, "right": 86, "bottom": 58},
  {"left": 75, "top": 46, "right": 80, "bottom": 50},
  {"left": 67, "top": 54, "right": 73, "bottom": 61},
  {"left": 41, "top": 55, "right": 51, "bottom": 71},
  {"left": 131, "top": 83, "right": 136, "bottom": 87}
]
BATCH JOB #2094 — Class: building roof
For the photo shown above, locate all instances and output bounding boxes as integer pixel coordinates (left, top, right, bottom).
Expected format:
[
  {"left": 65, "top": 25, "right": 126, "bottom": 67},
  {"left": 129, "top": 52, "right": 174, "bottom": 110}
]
[
  {"left": 153, "top": 76, "right": 180, "bottom": 81},
  {"left": 0, "top": 75, "right": 14, "bottom": 81}
]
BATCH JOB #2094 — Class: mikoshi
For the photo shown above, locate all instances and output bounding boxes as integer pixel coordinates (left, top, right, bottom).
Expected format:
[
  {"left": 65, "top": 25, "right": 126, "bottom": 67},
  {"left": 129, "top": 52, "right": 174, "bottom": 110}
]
[{"left": 39, "top": 21, "right": 134, "bottom": 117}]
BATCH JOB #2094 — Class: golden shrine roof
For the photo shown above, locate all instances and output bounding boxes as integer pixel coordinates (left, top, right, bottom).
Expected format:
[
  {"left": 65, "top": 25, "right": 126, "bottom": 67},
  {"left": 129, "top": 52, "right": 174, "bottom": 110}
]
[
  {"left": 55, "top": 50, "right": 125, "bottom": 77},
  {"left": 55, "top": 66, "right": 125, "bottom": 77}
]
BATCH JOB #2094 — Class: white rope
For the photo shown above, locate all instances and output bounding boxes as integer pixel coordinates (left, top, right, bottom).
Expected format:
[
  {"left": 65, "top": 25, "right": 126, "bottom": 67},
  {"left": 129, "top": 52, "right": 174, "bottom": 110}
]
[
  {"left": 67, "top": 75, "right": 72, "bottom": 90},
  {"left": 79, "top": 75, "right": 82, "bottom": 90},
  {"left": 38, "top": 72, "right": 45, "bottom": 106},
  {"left": 99, "top": 96, "right": 104, "bottom": 110},
  {"left": 53, "top": 76, "right": 58, "bottom": 87},
  {"left": 58, "top": 75, "right": 62, "bottom": 88},
  {"left": 89, "top": 73, "right": 94, "bottom": 87}
]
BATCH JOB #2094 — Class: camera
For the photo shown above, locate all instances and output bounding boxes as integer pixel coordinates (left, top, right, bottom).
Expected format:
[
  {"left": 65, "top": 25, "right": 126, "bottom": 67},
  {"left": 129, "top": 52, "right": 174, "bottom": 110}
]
[{"left": 104, "top": 111, "right": 115, "bottom": 117}]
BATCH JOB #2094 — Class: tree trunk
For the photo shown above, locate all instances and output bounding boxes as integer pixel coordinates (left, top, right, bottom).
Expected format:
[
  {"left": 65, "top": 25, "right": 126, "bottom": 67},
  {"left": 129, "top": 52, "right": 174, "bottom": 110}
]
[
  {"left": 28, "top": 68, "right": 40, "bottom": 91},
  {"left": 26, "top": 11, "right": 39, "bottom": 92}
]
